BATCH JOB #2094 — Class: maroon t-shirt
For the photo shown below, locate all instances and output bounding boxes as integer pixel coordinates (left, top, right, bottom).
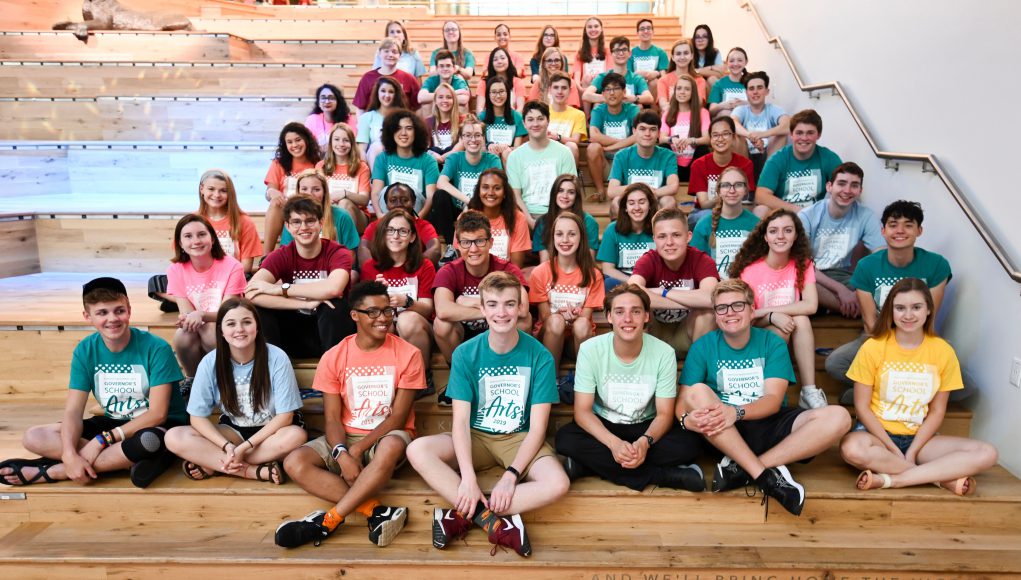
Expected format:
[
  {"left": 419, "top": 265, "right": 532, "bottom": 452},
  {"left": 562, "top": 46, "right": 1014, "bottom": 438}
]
[
  {"left": 632, "top": 247, "right": 719, "bottom": 322},
  {"left": 432, "top": 255, "right": 526, "bottom": 330},
  {"left": 261, "top": 239, "right": 353, "bottom": 286},
  {"left": 362, "top": 217, "right": 439, "bottom": 250},
  {"left": 353, "top": 68, "right": 421, "bottom": 111},
  {"left": 688, "top": 153, "right": 756, "bottom": 209}
]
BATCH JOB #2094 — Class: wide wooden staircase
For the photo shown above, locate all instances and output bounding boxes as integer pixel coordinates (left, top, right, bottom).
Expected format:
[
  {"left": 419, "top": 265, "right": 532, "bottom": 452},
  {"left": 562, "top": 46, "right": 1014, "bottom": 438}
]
[{"left": 1, "top": 2, "right": 1020, "bottom": 578}]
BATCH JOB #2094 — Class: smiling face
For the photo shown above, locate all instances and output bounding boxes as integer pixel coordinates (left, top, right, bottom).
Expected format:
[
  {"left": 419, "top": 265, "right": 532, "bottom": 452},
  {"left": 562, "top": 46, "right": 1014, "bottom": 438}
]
[
  {"left": 611, "top": 42, "right": 630, "bottom": 65},
  {"left": 378, "top": 82, "right": 397, "bottom": 108},
  {"left": 882, "top": 216, "right": 922, "bottom": 250},
  {"left": 386, "top": 23, "right": 406, "bottom": 44},
  {"left": 385, "top": 186, "right": 416, "bottom": 212},
  {"left": 745, "top": 77, "right": 768, "bottom": 106},
  {"left": 713, "top": 290, "right": 753, "bottom": 335},
  {"left": 84, "top": 298, "right": 132, "bottom": 344},
  {"left": 394, "top": 117, "right": 415, "bottom": 150},
  {"left": 790, "top": 122, "right": 820, "bottom": 158},
  {"left": 653, "top": 217, "right": 690, "bottom": 264},
  {"left": 709, "top": 119, "right": 734, "bottom": 154},
  {"left": 384, "top": 215, "right": 415, "bottom": 255},
  {"left": 380, "top": 45, "right": 400, "bottom": 68},
  {"left": 603, "top": 81, "right": 624, "bottom": 107},
  {"left": 434, "top": 86, "right": 455, "bottom": 113},
  {"left": 826, "top": 171, "right": 863, "bottom": 210},
  {"left": 284, "top": 132, "right": 307, "bottom": 159},
  {"left": 477, "top": 173, "right": 505, "bottom": 209},
  {"left": 200, "top": 176, "right": 228, "bottom": 210},
  {"left": 480, "top": 286, "right": 519, "bottom": 334},
  {"left": 550, "top": 79, "right": 570, "bottom": 105},
  {"left": 284, "top": 211, "right": 321, "bottom": 246},
  {"left": 179, "top": 220, "right": 213, "bottom": 260},
  {"left": 456, "top": 227, "right": 493, "bottom": 267},
  {"left": 718, "top": 168, "right": 747, "bottom": 207},
  {"left": 673, "top": 78, "right": 694, "bottom": 107},
  {"left": 495, "top": 25, "right": 510, "bottom": 48},
  {"left": 318, "top": 88, "right": 337, "bottom": 113},
  {"left": 331, "top": 129, "right": 352, "bottom": 158},
  {"left": 672, "top": 42, "right": 693, "bottom": 70},
  {"left": 220, "top": 305, "right": 257, "bottom": 352},
  {"left": 442, "top": 21, "right": 460, "bottom": 45},
  {"left": 491, "top": 49, "right": 510, "bottom": 73},
  {"left": 488, "top": 80, "right": 508, "bottom": 108},
  {"left": 891, "top": 290, "right": 930, "bottom": 334},
  {"left": 436, "top": 57, "right": 456, "bottom": 80},
  {"left": 585, "top": 18, "right": 602, "bottom": 39},
  {"left": 726, "top": 50, "right": 747, "bottom": 76},
  {"left": 555, "top": 179, "right": 578, "bottom": 210},
  {"left": 353, "top": 294, "right": 394, "bottom": 342},
  {"left": 608, "top": 291, "right": 649, "bottom": 342},
  {"left": 625, "top": 189, "right": 650, "bottom": 224},
  {"left": 542, "top": 27, "right": 557, "bottom": 48},
  {"left": 764, "top": 214, "right": 797, "bottom": 256},
  {"left": 523, "top": 108, "right": 549, "bottom": 139},
  {"left": 461, "top": 122, "right": 485, "bottom": 154},
  {"left": 297, "top": 175, "right": 326, "bottom": 204},
  {"left": 637, "top": 21, "right": 653, "bottom": 43},
  {"left": 552, "top": 216, "right": 581, "bottom": 258}
]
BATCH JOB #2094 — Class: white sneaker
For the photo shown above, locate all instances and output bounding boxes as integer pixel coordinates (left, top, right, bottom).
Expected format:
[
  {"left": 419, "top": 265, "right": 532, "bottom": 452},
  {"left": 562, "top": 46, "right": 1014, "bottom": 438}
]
[{"left": 798, "top": 386, "right": 828, "bottom": 409}]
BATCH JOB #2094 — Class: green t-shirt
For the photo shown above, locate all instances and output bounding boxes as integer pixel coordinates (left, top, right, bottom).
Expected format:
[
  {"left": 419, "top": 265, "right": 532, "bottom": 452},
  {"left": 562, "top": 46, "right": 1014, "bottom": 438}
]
[
  {"left": 680, "top": 327, "right": 796, "bottom": 406},
  {"left": 371, "top": 151, "right": 440, "bottom": 214},
  {"left": 69, "top": 328, "right": 187, "bottom": 424},
  {"left": 446, "top": 330, "right": 558, "bottom": 435},
  {"left": 430, "top": 47, "right": 476, "bottom": 69},
  {"left": 589, "top": 102, "right": 640, "bottom": 140},
  {"left": 850, "top": 247, "right": 952, "bottom": 309},
  {"left": 575, "top": 332, "right": 677, "bottom": 424},
  {"left": 505, "top": 140, "right": 578, "bottom": 215},
  {"left": 531, "top": 211, "right": 601, "bottom": 252},
  {"left": 479, "top": 110, "right": 527, "bottom": 146},
  {"left": 440, "top": 151, "right": 503, "bottom": 209},
  {"left": 629, "top": 45, "right": 669, "bottom": 74},
  {"left": 757, "top": 145, "right": 843, "bottom": 208},
  {"left": 608, "top": 144, "right": 678, "bottom": 188},
  {"left": 596, "top": 221, "right": 655, "bottom": 275},
  {"left": 691, "top": 210, "right": 760, "bottom": 278},
  {"left": 708, "top": 75, "right": 747, "bottom": 104},
  {"left": 280, "top": 204, "right": 359, "bottom": 250},
  {"left": 592, "top": 70, "right": 649, "bottom": 99},
  {"left": 422, "top": 74, "right": 470, "bottom": 93}
]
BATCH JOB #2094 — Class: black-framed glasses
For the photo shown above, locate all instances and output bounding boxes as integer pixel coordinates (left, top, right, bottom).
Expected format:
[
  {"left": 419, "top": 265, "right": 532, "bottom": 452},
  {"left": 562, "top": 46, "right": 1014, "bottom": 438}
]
[
  {"left": 287, "top": 218, "right": 320, "bottom": 228},
  {"left": 385, "top": 227, "right": 412, "bottom": 238},
  {"left": 718, "top": 181, "right": 748, "bottom": 191},
  {"left": 354, "top": 306, "right": 397, "bottom": 319},
  {"left": 457, "top": 237, "right": 490, "bottom": 249},
  {"left": 710, "top": 131, "right": 734, "bottom": 140},
  {"left": 714, "top": 301, "right": 750, "bottom": 315}
]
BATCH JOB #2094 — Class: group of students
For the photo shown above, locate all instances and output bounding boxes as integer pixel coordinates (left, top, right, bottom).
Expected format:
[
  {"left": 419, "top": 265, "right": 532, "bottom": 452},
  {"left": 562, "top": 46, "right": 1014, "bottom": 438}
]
[{"left": 0, "top": 15, "right": 1001, "bottom": 560}]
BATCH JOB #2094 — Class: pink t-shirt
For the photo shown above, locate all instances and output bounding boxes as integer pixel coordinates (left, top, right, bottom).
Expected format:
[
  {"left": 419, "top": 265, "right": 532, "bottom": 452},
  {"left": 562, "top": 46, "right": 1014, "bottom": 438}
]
[
  {"left": 166, "top": 256, "right": 246, "bottom": 313},
  {"left": 313, "top": 334, "right": 426, "bottom": 435},
  {"left": 205, "top": 214, "right": 262, "bottom": 262},
  {"left": 661, "top": 109, "right": 712, "bottom": 167},
  {"left": 656, "top": 72, "right": 708, "bottom": 106},
  {"left": 488, "top": 211, "right": 531, "bottom": 260},
  {"left": 739, "top": 257, "right": 817, "bottom": 310},
  {"left": 360, "top": 259, "right": 437, "bottom": 302},
  {"left": 264, "top": 158, "right": 316, "bottom": 195},
  {"left": 304, "top": 112, "right": 358, "bottom": 148}
]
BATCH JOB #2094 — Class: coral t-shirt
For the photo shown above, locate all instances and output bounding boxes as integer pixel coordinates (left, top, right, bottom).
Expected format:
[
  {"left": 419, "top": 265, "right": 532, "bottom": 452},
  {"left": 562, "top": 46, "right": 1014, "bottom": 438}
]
[
  {"left": 739, "top": 257, "right": 817, "bottom": 310},
  {"left": 488, "top": 211, "right": 531, "bottom": 260},
  {"left": 528, "top": 261, "right": 605, "bottom": 332},
  {"left": 205, "top": 214, "right": 262, "bottom": 263},
  {"left": 264, "top": 158, "right": 316, "bottom": 196},
  {"left": 315, "top": 160, "right": 372, "bottom": 200}
]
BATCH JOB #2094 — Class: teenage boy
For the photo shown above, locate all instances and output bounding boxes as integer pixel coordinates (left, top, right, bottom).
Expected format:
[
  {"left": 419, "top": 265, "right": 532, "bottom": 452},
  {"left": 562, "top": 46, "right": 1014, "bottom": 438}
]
[
  {"left": 798, "top": 162, "right": 884, "bottom": 319},
  {"left": 607, "top": 110, "right": 680, "bottom": 217},
  {"left": 359, "top": 182, "right": 442, "bottom": 266},
  {"left": 583, "top": 36, "right": 653, "bottom": 106},
  {"left": 0, "top": 277, "right": 186, "bottom": 489},
  {"left": 679, "top": 279, "right": 851, "bottom": 516},
  {"left": 506, "top": 100, "right": 577, "bottom": 227},
  {"left": 435, "top": 115, "right": 504, "bottom": 243},
  {"left": 587, "top": 72, "right": 641, "bottom": 202},
  {"left": 732, "top": 72, "right": 789, "bottom": 177},
  {"left": 246, "top": 197, "right": 354, "bottom": 358},
  {"left": 754, "top": 109, "right": 842, "bottom": 215},
  {"left": 418, "top": 49, "right": 471, "bottom": 109},
  {"left": 555, "top": 283, "right": 705, "bottom": 491},
  {"left": 687, "top": 115, "right": 756, "bottom": 226},
  {"left": 627, "top": 208, "right": 719, "bottom": 355},
  {"left": 629, "top": 19, "right": 669, "bottom": 102},
  {"left": 408, "top": 271, "right": 570, "bottom": 558},
  {"left": 825, "top": 200, "right": 951, "bottom": 403},
  {"left": 275, "top": 281, "right": 425, "bottom": 549},
  {"left": 547, "top": 71, "right": 588, "bottom": 165}
]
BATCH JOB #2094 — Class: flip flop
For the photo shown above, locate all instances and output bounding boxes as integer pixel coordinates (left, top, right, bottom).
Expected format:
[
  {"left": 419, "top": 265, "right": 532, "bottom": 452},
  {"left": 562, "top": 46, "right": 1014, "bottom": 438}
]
[
  {"left": 254, "top": 461, "right": 286, "bottom": 485},
  {"left": 856, "top": 470, "right": 893, "bottom": 491},
  {"left": 0, "top": 457, "right": 59, "bottom": 486},
  {"left": 936, "top": 476, "right": 976, "bottom": 496},
  {"left": 181, "top": 460, "right": 215, "bottom": 481}
]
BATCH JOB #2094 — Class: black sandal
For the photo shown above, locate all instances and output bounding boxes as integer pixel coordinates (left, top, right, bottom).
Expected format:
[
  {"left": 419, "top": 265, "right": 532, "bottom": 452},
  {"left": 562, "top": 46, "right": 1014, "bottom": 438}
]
[
  {"left": 254, "top": 461, "right": 285, "bottom": 485},
  {"left": 181, "top": 460, "right": 215, "bottom": 481},
  {"left": 0, "top": 457, "right": 59, "bottom": 486}
]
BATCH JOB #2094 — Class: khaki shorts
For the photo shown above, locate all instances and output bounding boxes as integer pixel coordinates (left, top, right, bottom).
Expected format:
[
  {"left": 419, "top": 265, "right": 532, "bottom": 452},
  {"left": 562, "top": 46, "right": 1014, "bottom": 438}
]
[
  {"left": 468, "top": 430, "right": 556, "bottom": 479},
  {"left": 305, "top": 430, "right": 412, "bottom": 475},
  {"left": 822, "top": 267, "right": 854, "bottom": 291},
  {"left": 648, "top": 317, "right": 693, "bottom": 355}
]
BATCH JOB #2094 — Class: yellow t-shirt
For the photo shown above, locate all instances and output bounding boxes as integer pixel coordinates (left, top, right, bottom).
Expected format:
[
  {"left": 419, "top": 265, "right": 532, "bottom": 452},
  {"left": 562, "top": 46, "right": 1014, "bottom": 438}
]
[
  {"left": 847, "top": 334, "right": 963, "bottom": 435},
  {"left": 549, "top": 106, "right": 589, "bottom": 141}
]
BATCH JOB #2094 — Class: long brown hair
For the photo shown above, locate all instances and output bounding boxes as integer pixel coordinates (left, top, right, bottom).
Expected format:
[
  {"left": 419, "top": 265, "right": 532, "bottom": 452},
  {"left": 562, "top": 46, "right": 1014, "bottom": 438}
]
[
  {"left": 370, "top": 208, "right": 424, "bottom": 272},
  {"left": 873, "top": 278, "right": 936, "bottom": 339},
  {"left": 367, "top": 76, "right": 409, "bottom": 113},
  {"left": 577, "top": 16, "right": 606, "bottom": 63},
  {"left": 540, "top": 174, "right": 585, "bottom": 250},
  {"left": 614, "top": 183, "right": 656, "bottom": 236},
  {"left": 196, "top": 169, "right": 244, "bottom": 247},
  {"left": 666, "top": 74, "right": 703, "bottom": 138},
  {"left": 532, "top": 25, "right": 559, "bottom": 62},
  {"left": 172, "top": 213, "right": 226, "bottom": 263},
  {"left": 441, "top": 20, "right": 469, "bottom": 68},
  {"left": 538, "top": 46, "right": 567, "bottom": 104},
  {"left": 294, "top": 170, "right": 337, "bottom": 242},
  {"left": 729, "top": 208, "right": 813, "bottom": 291},
  {"left": 709, "top": 166, "right": 750, "bottom": 248},
  {"left": 548, "top": 212, "right": 598, "bottom": 290},
  {"left": 322, "top": 123, "right": 363, "bottom": 178},
  {"left": 214, "top": 297, "right": 270, "bottom": 418},
  {"left": 384, "top": 20, "right": 411, "bottom": 53}
]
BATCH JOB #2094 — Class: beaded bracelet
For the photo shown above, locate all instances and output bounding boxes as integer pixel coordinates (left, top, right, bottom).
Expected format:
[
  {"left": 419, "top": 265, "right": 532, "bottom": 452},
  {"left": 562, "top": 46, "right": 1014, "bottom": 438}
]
[{"left": 95, "top": 433, "right": 110, "bottom": 449}]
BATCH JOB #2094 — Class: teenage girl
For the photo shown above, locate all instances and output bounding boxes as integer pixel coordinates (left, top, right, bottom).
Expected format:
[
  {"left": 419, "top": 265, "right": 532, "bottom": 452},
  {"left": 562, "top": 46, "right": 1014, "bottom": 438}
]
[
  {"left": 316, "top": 123, "right": 371, "bottom": 234},
  {"left": 529, "top": 46, "right": 582, "bottom": 108},
  {"left": 691, "top": 166, "right": 760, "bottom": 279},
  {"left": 493, "top": 23, "right": 526, "bottom": 77},
  {"left": 431, "top": 20, "right": 475, "bottom": 79},
  {"left": 263, "top": 122, "right": 321, "bottom": 256},
  {"left": 692, "top": 24, "right": 724, "bottom": 86},
  {"left": 479, "top": 75, "right": 527, "bottom": 163},
  {"left": 708, "top": 47, "right": 749, "bottom": 117},
  {"left": 657, "top": 38, "right": 707, "bottom": 112},
  {"left": 427, "top": 83, "right": 464, "bottom": 165},
  {"left": 278, "top": 170, "right": 360, "bottom": 257},
  {"left": 530, "top": 25, "right": 563, "bottom": 83},
  {"left": 477, "top": 46, "right": 525, "bottom": 112},
  {"left": 356, "top": 76, "right": 409, "bottom": 166},
  {"left": 660, "top": 74, "right": 711, "bottom": 181},
  {"left": 304, "top": 83, "right": 355, "bottom": 151},
  {"left": 466, "top": 168, "right": 530, "bottom": 268},
  {"left": 376, "top": 20, "right": 427, "bottom": 77},
  {"left": 596, "top": 183, "right": 657, "bottom": 291},
  {"left": 196, "top": 169, "right": 261, "bottom": 274},
  {"left": 533, "top": 174, "right": 600, "bottom": 261},
  {"left": 573, "top": 16, "right": 609, "bottom": 116}
]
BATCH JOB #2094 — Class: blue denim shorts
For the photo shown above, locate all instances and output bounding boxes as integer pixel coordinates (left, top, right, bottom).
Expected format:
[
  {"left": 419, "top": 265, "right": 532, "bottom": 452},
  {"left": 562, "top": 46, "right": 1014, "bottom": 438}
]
[{"left": 853, "top": 422, "right": 914, "bottom": 454}]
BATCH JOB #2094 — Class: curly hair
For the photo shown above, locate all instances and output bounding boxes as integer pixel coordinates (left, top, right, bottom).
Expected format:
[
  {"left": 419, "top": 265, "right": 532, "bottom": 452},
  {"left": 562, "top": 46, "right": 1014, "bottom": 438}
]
[
  {"left": 274, "top": 122, "right": 321, "bottom": 174},
  {"left": 728, "top": 208, "right": 813, "bottom": 291},
  {"left": 467, "top": 168, "right": 518, "bottom": 240}
]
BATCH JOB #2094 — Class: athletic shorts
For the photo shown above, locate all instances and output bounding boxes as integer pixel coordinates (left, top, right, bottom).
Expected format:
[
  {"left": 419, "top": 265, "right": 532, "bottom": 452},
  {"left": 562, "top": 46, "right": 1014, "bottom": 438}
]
[
  {"left": 736, "top": 406, "right": 809, "bottom": 457},
  {"left": 219, "top": 412, "right": 305, "bottom": 441}
]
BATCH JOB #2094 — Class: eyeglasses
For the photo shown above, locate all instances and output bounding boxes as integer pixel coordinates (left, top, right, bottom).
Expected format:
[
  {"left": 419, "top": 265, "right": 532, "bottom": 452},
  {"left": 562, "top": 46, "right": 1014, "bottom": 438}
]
[
  {"left": 543, "top": 57, "right": 562, "bottom": 64},
  {"left": 443, "top": 27, "right": 459, "bottom": 32},
  {"left": 718, "top": 181, "right": 748, "bottom": 191},
  {"left": 602, "top": 86, "right": 623, "bottom": 93},
  {"left": 457, "top": 237, "right": 490, "bottom": 249},
  {"left": 543, "top": 32, "right": 556, "bottom": 38},
  {"left": 287, "top": 218, "right": 320, "bottom": 228},
  {"left": 462, "top": 132, "right": 484, "bottom": 140},
  {"left": 385, "top": 227, "right": 412, "bottom": 237},
  {"left": 612, "top": 47, "right": 629, "bottom": 54},
  {"left": 713, "top": 301, "right": 749, "bottom": 315},
  {"left": 488, "top": 89, "right": 508, "bottom": 96},
  {"left": 318, "top": 95, "right": 337, "bottom": 101},
  {"left": 710, "top": 132, "right": 733, "bottom": 140},
  {"left": 354, "top": 306, "right": 397, "bottom": 319},
  {"left": 694, "top": 34, "right": 709, "bottom": 40}
]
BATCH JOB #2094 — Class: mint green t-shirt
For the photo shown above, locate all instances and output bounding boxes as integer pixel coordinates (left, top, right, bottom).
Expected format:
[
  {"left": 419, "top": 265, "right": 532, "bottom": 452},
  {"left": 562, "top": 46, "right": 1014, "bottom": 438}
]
[
  {"left": 422, "top": 74, "right": 470, "bottom": 93},
  {"left": 680, "top": 327, "right": 796, "bottom": 406},
  {"left": 440, "top": 151, "right": 503, "bottom": 209},
  {"left": 505, "top": 140, "right": 577, "bottom": 215},
  {"left": 629, "top": 45, "right": 669, "bottom": 73},
  {"left": 691, "top": 209, "right": 760, "bottom": 278},
  {"left": 596, "top": 221, "right": 655, "bottom": 275},
  {"left": 69, "top": 328, "right": 187, "bottom": 424},
  {"left": 850, "top": 247, "right": 952, "bottom": 309},
  {"left": 757, "top": 145, "right": 843, "bottom": 208},
  {"left": 446, "top": 330, "right": 558, "bottom": 435},
  {"left": 608, "top": 144, "right": 678, "bottom": 188},
  {"left": 479, "top": 110, "right": 527, "bottom": 146},
  {"left": 589, "top": 102, "right": 640, "bottom": 140},
  {"left": 281, "top": 204, "right": 359, "bottom": 250},
  {"left": 371, "top": 151, "right": 440, "bottom": 214},
  {"left": 575, "top": 332, "right": 677, "bottom": 424}
]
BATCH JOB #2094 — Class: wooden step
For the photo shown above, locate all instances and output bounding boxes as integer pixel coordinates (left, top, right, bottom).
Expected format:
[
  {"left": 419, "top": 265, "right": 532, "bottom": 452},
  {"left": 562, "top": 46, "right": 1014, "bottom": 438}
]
[{"left": 0, "top": 31, "right": 257, "bottom": 62}]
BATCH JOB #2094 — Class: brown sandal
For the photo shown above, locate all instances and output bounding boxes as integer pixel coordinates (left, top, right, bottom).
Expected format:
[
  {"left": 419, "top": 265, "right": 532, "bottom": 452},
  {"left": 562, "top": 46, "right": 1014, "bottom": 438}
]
[
  {"left": 254, "top": 461, "right": 286, "bottom": 485},
  {"left": 182, "top": 461, "right": 214, "bottom": 481},
  {"left": 936, "top": 476, "right": 976, "bottom": 496}
]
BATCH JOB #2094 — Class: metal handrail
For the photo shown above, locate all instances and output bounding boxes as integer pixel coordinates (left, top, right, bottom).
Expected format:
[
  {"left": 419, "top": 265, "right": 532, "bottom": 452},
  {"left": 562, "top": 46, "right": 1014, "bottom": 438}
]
[{"left": 741, "top": 1, "right": 1021, "bottom": 284}]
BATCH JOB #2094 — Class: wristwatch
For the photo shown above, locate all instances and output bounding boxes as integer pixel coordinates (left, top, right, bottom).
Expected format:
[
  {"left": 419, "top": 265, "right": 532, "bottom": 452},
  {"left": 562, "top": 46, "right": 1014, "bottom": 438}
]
[
  {"left": 642, "top": 434, "right": 654, "bottom": 446},
  {"left": 732, "top": 405, "right": 746, "bottom": 422},
  {"left": 404, "top": 295, "right": 414, "bottom": 308},
  {"left": 330, "top": 443, "right": 348, "bottom": 461},
  {"left": 281, "top": 283, "right": 291, "bottom": 298}
]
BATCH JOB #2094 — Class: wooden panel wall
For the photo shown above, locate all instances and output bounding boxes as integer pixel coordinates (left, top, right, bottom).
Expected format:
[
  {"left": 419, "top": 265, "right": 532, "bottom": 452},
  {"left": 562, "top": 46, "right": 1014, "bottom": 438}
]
[{"left": 0, "top": 219, "right": 40, "bottom": 278}]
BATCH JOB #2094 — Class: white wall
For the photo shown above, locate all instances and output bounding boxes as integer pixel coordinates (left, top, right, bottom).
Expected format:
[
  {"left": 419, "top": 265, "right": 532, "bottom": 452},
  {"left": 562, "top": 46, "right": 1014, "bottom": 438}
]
[{"left": 680, "top": 0, "right": 1021, "bottom": 475}]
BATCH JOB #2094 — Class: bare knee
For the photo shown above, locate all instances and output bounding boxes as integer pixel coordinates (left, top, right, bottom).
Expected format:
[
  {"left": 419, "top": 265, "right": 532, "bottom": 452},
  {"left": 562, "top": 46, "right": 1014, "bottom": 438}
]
[
  {"left": 976, "top": 441, "right": 999, "bottom": 470},
  {"left": 282, "top": 446, "right": 318, "bottom": 480},
  {"left": 22, "top": 424, "right": 57, "bottom": 453},
  {"left": 839, "top": 435, "right": 870, "bottom": 468},
  {"left": 544, "top": 314, "right": 567, "bottom": 336}
]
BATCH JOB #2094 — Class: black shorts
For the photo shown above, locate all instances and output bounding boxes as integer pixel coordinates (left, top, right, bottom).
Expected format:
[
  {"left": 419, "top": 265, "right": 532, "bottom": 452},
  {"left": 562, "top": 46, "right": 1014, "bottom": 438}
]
[
  {"left": 218, "top": 411, "right": 305, "bottom": 441},
  {"left": 736, "top": 406, "right": 808, "bottom": 457},
  {"left": 81, "top": 416, "right": 129, "bottom": 440}
]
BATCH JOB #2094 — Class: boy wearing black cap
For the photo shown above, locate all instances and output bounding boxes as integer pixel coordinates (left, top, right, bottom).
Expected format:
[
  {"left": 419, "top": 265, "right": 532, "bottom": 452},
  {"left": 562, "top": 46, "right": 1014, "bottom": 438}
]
[{"left": 0, "top": 277, "right": 187, "bottom": 488}]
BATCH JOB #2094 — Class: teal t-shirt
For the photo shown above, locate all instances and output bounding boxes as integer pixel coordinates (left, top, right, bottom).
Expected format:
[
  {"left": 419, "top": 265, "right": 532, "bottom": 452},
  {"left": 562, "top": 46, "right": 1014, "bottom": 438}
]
[
  {"left": 422, "top": 74, "right": 470, "bottom": 93},
  {"left": 680, "top": 327, "right": 796, "bottom": 406},
  {"left": 629, "top": 45, "right": 669, "bottom": 74},
  {"left": 596, "top": 221, "right": 655, "bottom": 275},
  {"left": 280, "top": 204, "right": 359, "bottom": 250},
  {"left": 850, "top": 247, "right": 952, "bottom": 309},
  {"left": 479, "top": 110, "right": 527, "bottom": 146},
  {"left": 371, "top": 151, "right": 440, "bottom": 214},
  {"left": 589, "top": 102, "right": 640, "bottom": 140},
  {"left": 440, "top": 151, "right": 503, "bottom": 209},
  {"left": 430, "top": 47, "right": 476, "bottom": 69},
  {"left": 575, "top": 332, "right": 677, "bottom": 424},
  {"left": 592, "top": 70, "right": 649, "bottom": 99},
  {"left": 691, "top": 209, "right": 760, "bottom": 278},
  {"left": 708, "top": 75, "right": 747, "bottom": 104},
  {"left": 757, "top": 145, "right": 843, "bottom": 208},
  {"left": 608, "top": 144, "right": 678, "bottom": 188},
  {"left": 69, "top": 328, "right": 187, "bottom": 424},
  {"left": 505, "top": 140, "right": 578, "bottom": 215},
  {"left": 446, "top": 330, "right": 558, "bottom": 435},
  {"left": 531, "top": 211, "right": 601, "bottom": 252}
]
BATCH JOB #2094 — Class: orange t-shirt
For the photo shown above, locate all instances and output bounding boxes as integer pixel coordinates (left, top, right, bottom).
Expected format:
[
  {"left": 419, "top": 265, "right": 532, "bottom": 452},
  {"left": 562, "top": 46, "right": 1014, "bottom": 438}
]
[
  {"left": 488, "top": 211, "right": 531, "bottom": 260},
  {"left": 657, "top": 72, "right": 708, "bottom": 106},
  {"left": 312, "top": 334, "right": 426, "bottom": 436},
  {"left": 205, "top": 214, "right": 262, "bottom": 263},
  {"left": 527, "top": 260, "right": 605, "bottom": 332},
  {"left": 264, "top": 158, "right": 316, "bottom": 196},
  {"left": 315, "top": 160, "right": 372, "bottom": 199}
]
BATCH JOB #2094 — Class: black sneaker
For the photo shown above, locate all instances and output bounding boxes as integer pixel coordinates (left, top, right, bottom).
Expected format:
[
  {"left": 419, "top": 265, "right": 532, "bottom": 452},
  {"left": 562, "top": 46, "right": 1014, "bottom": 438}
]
[
  {"left": 432, "top": 507, "right": 471, "bottom": 549},
  {"left": 756, "top": 465, "right": 805, "bottom": 516},
  {"left": 275, "top": 510, "right": 332, "bottom": 548},
  {"left": 712, "top": 456, "right": 752, "bottom": 492},
  {"left": 659, "top": 464, "right": 706, "bottom": 492},
  {"left": 417, "top": 369, "right": 436, "bottom": 400},
  {"left": 367, "top": 505, "right": 408, "bottom": 547},
  {"left": 562, "top": 456, "right": 591, "bottom": 481},
  {"left": 437, "top": 390, "right": 452, "bottom": 406}
]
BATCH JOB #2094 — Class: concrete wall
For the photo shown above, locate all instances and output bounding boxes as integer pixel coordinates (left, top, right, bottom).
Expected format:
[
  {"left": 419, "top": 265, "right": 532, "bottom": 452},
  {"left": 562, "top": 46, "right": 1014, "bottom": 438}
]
[{"left": 679, "top": 0, "right": 1021, "bottom": 474}]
